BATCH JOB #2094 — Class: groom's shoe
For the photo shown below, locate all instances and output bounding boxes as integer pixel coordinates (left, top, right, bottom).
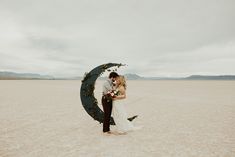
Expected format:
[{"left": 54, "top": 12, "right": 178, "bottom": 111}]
[{"left": 127, "top": 115, "right": 138, "bottom": 122}]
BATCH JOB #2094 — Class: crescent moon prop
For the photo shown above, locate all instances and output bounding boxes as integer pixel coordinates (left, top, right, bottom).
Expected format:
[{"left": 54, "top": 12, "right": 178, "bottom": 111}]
[{"left": 80, "top": 63, "right": 125, "bottom": 125}]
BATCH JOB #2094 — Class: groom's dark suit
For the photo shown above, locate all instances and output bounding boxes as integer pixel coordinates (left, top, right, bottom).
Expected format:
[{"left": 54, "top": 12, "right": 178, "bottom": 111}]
[{"left": 102, "top": 79, "right": 113, "bottom": 132}]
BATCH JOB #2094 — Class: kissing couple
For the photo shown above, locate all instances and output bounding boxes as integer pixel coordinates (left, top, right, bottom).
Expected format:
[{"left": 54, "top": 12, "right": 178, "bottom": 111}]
[{"left": 102, "top": 72, "right": 141, "bottom": 135}]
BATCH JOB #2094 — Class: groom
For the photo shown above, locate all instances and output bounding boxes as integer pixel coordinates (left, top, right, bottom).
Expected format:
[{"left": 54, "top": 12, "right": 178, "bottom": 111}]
[{"left": 102, "top": 72, "right": 119, "bottom": 134}]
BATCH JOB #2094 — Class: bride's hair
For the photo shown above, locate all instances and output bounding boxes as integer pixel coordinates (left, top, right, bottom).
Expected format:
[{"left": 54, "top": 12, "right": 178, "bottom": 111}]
[{"left": 118, "top": 75, "right": 127, "bottom": 89}]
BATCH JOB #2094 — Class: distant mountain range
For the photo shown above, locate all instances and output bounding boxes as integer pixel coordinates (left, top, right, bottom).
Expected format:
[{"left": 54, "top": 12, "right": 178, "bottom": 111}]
[
  {"left": 124, "top": 74, "right": 235, "bottom": 80},
  {"left": 1, "top": 71, "right": 235, "bottom": 80},
  {"left": 0, "top": 71, "right": 54, "bottom": 80},
  {"left": 183, "top": 75, "right": 235, "bottom": 80}
]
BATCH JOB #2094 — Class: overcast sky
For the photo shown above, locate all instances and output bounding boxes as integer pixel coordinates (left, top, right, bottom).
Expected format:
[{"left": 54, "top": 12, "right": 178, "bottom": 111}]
[{"left": 0, "top": 0, "right": 235, "bottom": 77}]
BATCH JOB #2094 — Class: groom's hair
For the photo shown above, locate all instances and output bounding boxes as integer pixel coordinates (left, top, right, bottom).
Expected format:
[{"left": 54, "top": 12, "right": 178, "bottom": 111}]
[{"left": 109, "top": 72, "right": 119, "bottom": 79}]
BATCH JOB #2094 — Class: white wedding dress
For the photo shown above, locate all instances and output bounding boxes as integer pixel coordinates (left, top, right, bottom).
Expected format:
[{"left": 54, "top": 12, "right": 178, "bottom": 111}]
[{"left": 112, "top": 99, "right": 139, "bottom": 133}]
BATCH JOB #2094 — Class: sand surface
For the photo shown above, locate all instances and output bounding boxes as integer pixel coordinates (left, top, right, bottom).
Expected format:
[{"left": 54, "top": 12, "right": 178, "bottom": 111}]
[{"left": 0, "top": 80, "right": 235, "bottom": 157}]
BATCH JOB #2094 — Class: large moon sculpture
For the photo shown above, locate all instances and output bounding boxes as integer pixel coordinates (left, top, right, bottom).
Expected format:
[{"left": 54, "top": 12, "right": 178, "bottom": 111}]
[{"left": 80, "top": 63, "right": 125, "bottom": 125}]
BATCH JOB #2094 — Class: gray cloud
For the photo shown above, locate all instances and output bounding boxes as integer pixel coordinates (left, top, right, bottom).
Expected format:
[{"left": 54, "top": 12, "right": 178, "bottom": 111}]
[
  {"left": 28, "top": 36, "right": 68, "bottom": 51},
  {"left": 0, "top": 0, "right": 235, "bottom": 77}
]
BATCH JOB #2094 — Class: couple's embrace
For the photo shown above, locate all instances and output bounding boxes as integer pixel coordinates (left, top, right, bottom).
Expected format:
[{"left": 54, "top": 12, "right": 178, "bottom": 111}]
[{"left": 102, "top": 72, "right": 140, "bottom": 135}]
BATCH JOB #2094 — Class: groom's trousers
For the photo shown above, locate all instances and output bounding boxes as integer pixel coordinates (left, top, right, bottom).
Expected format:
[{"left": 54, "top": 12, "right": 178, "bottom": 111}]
[{"left": 101, "top": 96, "right": 113, "bottom": 132}]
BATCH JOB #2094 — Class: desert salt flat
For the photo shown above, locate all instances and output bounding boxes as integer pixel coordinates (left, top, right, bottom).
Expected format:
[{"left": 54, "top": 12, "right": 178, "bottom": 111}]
[{"left": 0, "top": 80, "right": 235, "bottom": 157}]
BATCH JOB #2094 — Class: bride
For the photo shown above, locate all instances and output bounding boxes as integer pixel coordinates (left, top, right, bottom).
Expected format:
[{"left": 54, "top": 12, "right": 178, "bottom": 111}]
[{"left": 112, "top": 75, "right": 140, "bottom": 134}]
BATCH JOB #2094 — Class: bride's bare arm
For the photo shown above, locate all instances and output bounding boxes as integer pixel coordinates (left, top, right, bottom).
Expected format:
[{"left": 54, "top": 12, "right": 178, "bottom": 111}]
[
  {"left": 113, "top": 86, "right": 126, "bottom": 100},
  {"left": 114, "top": 94, "right": 126, "bottom": 100}
]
